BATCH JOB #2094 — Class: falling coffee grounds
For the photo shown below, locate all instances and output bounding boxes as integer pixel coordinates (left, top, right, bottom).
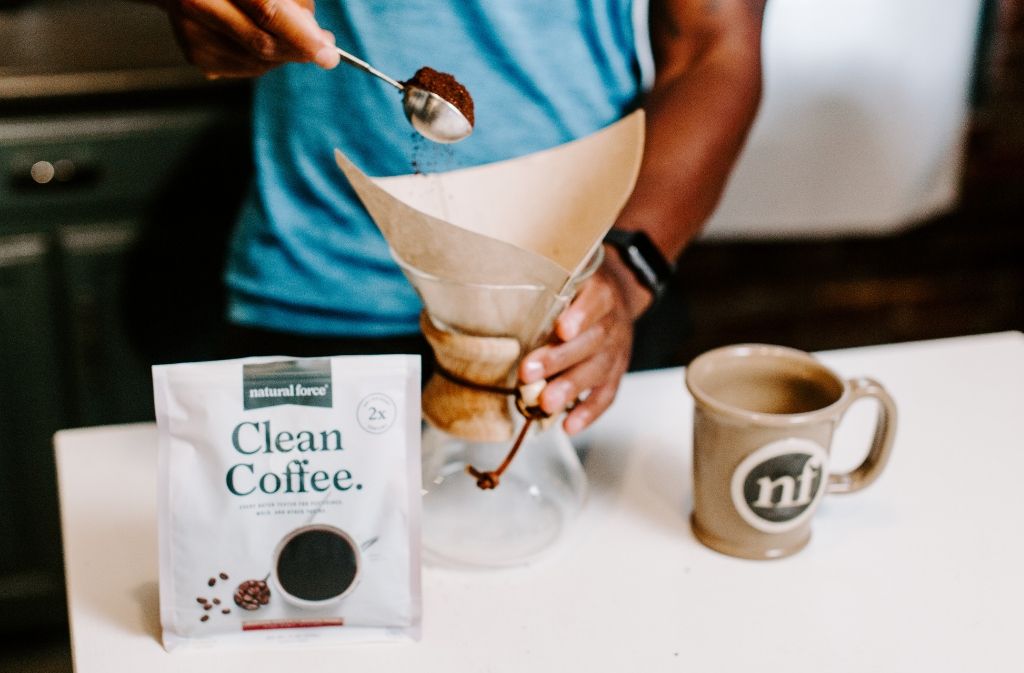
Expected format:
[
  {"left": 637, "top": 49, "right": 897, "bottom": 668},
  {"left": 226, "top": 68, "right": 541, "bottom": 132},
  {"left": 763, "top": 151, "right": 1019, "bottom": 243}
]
[
  {"left": 410, "top": 131, "right": 455, "bottom": 175},
  {"left": 276, "top": 529, "right": 358, "bottom": 602},
  {"left": 405, "top": 66, "right": 475, "bottom": 127}
]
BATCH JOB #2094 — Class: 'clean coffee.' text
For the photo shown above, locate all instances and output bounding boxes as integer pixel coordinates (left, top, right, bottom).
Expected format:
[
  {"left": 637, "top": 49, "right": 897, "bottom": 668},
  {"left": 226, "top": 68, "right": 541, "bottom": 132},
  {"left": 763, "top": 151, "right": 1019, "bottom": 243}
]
[{"left": 226, "top": 420, "right": 358, "bottom": 496}]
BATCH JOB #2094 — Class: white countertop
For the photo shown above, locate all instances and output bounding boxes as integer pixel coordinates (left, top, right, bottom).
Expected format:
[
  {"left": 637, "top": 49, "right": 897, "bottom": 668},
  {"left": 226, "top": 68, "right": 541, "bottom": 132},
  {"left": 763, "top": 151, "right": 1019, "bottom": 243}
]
[{"left": 56, "top": 332, "right": 1024, "bottom": 672}]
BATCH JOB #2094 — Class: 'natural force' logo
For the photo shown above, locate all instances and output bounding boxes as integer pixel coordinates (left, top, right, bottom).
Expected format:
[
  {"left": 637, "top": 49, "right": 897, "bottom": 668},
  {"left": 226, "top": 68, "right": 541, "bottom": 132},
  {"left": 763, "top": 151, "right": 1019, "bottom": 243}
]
[
  {"left": 730, "top": 438, "right": 829, "bottom": 534},
  {"left": 242, "top": 359, "right": 333, "bottom": 410}
]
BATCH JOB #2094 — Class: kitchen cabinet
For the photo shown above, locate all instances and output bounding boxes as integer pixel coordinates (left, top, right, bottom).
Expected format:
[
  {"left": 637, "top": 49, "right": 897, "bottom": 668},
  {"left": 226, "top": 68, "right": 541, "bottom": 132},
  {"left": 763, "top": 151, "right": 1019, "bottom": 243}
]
[
  {"left": 0, "top": 0, "right": 251, "bottom": 639},
  {"left": 0, "top": 102, "right": 250, "bottom": 632},
  {"left": 0, "top": 227, "right": 67, "bottom": 630},
  {"left": 59, "top": 220, "right": 153, "bottom": 426}
]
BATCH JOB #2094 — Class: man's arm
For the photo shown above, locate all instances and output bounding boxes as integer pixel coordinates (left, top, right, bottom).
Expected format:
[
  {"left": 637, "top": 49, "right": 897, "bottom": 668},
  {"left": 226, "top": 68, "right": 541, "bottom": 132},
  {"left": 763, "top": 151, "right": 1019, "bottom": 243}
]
[
  {"left": 521, "top": 0, "right": 766, "bottom": 432},
  {"left": 625, "top": 0, "right": 765, "bottom": 260},
  {"left": 607, "top": 0, "right": 767, "bottom": 316}
]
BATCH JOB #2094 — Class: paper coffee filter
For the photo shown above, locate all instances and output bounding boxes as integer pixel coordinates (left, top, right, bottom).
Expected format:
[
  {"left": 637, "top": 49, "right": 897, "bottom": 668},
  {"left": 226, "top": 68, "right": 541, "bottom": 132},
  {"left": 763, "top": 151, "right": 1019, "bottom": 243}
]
[
  {"left": 334, "top": 110, "right": 644, "bottom": 343},
  {"left": 335, "top": 150, "right": 564, "bottom": 291}
]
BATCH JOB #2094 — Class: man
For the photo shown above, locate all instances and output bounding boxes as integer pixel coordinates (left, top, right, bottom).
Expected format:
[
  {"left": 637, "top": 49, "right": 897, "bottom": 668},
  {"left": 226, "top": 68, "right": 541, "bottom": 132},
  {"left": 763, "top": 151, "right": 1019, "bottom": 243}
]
[{"left": 158, "top": 0, "right": 765, "bottom": 434}]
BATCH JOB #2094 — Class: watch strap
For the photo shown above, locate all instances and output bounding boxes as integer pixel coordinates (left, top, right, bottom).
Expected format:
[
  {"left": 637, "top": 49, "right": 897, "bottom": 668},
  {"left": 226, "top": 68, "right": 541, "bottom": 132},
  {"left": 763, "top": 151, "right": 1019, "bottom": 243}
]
[{"left": 603, "top": 228, "right": 674, "bottom": 300}]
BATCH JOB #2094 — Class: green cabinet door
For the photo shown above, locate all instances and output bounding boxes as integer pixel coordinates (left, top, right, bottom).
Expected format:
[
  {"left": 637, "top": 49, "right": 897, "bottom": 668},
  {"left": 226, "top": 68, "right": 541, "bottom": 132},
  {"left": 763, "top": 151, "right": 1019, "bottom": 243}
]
[
  {"left": 58, "top": 220, "right": 154, "bottom": 427},
  {"left": 0, "top": 229, "right": 68, "bottom": 630}
]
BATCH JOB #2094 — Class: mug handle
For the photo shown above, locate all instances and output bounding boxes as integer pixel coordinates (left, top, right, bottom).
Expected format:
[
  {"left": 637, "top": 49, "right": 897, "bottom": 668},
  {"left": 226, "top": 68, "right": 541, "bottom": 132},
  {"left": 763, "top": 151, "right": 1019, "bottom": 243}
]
[{"left": 827, "top": 377, "right": 897, "bottom": 494}]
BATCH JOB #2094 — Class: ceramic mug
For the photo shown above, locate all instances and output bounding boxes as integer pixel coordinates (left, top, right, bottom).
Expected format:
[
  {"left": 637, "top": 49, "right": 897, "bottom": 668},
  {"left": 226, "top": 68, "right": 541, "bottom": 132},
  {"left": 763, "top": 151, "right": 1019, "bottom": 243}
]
[{"left": 685, "top": 344, "right": 896, "bottom": 560}]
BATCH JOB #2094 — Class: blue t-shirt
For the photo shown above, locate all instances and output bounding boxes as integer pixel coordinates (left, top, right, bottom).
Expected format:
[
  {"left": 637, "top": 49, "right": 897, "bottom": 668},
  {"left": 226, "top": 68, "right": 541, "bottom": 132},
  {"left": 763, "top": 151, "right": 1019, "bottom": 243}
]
[{"left": 226, "top": 0, "right": 651, "bottom": 337}]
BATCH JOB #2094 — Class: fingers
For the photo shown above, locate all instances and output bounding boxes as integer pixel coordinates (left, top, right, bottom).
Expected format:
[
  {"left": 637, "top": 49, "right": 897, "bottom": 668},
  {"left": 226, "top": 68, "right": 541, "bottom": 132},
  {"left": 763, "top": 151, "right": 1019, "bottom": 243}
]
[
  {"left": 536, "top": 343, "right": 617, "bottom": 415},
  {"left": 519, "top": 274, "right": 619, "bottom": 384},
  {"left": 553, "top": 274, "right": 616, "bottom": 341},
  {"left": 518, "top": 263, "right": 636, "bottom": 433},
  {"left": 174, "top": 15, "right": 277, "bottom": 78},
  {"left": 520, "top": 321, "right": 608, "bottom": 384},
  {"left": 169, "top": 0, "right": 339, "bottom": 75},
  {"left": 535, "top": 336, "right": 629, "bottom": 435},
  {"left": 563, "top": 377, "right": 623, "bottom": 435},
  {"left": 235, "top": 0, "right": 339, "bottom": 67}
]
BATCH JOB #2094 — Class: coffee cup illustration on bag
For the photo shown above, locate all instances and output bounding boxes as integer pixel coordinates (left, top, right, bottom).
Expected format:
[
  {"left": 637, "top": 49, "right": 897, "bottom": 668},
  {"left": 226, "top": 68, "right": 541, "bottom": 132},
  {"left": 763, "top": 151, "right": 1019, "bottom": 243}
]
[{"left": 270, "top": 524, "right": 377, "bottom": 609}]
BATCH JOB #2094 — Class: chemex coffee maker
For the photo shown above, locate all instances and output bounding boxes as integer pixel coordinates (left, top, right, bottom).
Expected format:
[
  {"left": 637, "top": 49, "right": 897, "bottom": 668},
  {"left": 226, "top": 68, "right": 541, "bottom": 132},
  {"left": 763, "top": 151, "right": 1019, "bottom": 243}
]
[{"left": 336, "top": 111, "right": 644, "bottom": 566}]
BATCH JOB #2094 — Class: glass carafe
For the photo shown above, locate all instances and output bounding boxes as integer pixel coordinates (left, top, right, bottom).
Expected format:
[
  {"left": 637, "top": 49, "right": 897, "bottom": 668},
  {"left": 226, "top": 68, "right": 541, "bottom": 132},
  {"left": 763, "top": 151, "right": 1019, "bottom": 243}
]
[
  {"left": 393, "top": 248, "right": 603, "bottom": 567},
  {"left": 420, "top": 420, "right": 586, "bottom": 566}
]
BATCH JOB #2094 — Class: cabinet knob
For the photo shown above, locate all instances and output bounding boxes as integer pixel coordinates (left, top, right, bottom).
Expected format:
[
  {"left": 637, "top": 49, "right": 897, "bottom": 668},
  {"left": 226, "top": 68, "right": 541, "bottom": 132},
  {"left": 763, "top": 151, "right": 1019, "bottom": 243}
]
[{"left": 11, "top": 159, "right": 98, "bottom": 191}]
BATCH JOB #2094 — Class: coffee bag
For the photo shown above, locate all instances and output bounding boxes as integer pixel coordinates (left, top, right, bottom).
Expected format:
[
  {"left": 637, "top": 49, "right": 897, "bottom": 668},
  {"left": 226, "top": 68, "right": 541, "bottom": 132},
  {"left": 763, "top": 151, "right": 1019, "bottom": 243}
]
[{"left": 154, "top": 355, "right": 421, "bottom": 650}]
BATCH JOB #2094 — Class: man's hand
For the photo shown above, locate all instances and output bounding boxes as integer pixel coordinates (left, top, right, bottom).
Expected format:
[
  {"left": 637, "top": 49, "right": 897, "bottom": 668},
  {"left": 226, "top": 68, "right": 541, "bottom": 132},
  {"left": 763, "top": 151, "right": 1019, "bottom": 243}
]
[
  {"left": 158, "top": 0, "right": 341, "bottom": 79},
  {"left": 518, "top": 246, "right": 653, "bottom": 436}
]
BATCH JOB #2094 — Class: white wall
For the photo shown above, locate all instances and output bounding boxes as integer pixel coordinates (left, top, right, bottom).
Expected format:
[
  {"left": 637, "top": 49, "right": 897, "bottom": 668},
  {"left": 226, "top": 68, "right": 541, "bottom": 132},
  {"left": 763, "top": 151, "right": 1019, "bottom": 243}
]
[{"left": 702, "top": 0, "right": 984, "bottom": 241}]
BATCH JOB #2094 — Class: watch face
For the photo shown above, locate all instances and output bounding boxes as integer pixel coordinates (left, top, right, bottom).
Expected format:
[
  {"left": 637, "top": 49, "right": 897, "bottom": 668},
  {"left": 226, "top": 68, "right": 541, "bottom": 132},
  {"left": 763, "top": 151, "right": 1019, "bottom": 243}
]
[
  {"left": 624, "top": 246, "right": 659, "bottom": 290},
  {"left": 604, "top": 229, "right": 672, "bottom": 299}
]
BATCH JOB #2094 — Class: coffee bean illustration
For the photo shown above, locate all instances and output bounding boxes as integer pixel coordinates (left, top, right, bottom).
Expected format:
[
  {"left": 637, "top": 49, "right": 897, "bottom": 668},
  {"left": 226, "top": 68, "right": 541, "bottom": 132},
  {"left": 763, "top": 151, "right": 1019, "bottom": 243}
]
[
  {"left": 234, "top": 579, "right": 271, "bottom": 611},
  {"left": 200, "top": 615, "right": 209, "bottom": 622},
  {"left": 208, "top": 577, "right": 216, "bottom": 587},
  {"left": 219, "top": 572, "right": 229, "bottom": 580}
]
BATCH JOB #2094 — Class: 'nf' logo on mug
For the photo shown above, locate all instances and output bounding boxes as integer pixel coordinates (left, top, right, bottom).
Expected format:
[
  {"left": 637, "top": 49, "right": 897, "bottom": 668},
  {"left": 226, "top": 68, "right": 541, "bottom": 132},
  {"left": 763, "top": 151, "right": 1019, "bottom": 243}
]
[{"left": 731, "top": 438, "right": 830, "bottom": 534}]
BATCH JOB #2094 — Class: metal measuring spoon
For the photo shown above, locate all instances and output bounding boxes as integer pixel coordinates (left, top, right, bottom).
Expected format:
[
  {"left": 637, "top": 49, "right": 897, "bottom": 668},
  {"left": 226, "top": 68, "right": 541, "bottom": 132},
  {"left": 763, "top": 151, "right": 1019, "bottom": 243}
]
[{"left": 335, "top": 47, "right": 473, "bottom": 144}]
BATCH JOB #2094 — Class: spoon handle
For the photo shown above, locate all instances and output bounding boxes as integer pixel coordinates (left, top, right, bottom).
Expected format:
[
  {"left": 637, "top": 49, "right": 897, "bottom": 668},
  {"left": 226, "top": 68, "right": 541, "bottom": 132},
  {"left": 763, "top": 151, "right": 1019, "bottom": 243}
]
[{"left": 335, "top": 46, "right": 404, "bottom": 91}]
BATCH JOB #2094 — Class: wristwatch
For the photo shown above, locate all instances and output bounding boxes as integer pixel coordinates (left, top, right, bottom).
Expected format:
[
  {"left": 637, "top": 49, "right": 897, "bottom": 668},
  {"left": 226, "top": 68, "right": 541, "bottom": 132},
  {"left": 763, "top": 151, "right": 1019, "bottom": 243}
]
[{"left": 603, "top": 228, "right": 675, "bottom": 301}]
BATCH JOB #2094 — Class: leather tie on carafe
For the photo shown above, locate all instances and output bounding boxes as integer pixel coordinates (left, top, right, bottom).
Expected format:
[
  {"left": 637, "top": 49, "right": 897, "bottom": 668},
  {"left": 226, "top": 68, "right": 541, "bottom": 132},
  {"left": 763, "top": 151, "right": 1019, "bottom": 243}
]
[
  {"left": 422, "top": 312, "right": 560, "bottom": 490},
  {"left": 432, "top": 363, "right": 561, "bottom": 489}
]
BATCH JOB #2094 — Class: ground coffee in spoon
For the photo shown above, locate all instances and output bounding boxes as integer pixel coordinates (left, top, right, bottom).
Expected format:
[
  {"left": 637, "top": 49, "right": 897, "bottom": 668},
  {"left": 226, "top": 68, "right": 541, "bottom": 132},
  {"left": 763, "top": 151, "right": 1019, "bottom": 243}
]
[{"left": 405, "top": 66, "right": 475, "bottom": 126}]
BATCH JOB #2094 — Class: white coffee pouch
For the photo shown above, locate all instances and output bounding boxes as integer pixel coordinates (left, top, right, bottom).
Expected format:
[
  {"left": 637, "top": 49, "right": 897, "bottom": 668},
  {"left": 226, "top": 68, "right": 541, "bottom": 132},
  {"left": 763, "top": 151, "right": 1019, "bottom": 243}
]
[{"left": 153, "top": 355, "right": 421, "bottom": 651}]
